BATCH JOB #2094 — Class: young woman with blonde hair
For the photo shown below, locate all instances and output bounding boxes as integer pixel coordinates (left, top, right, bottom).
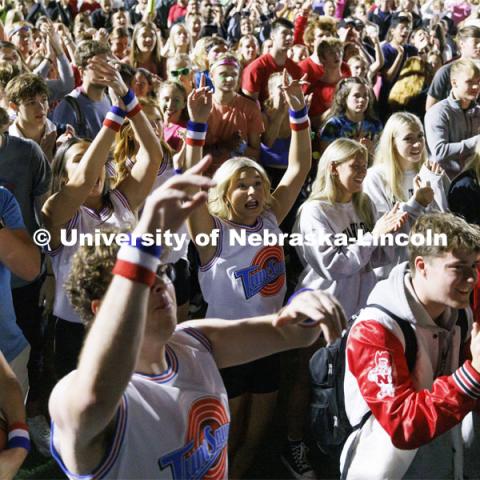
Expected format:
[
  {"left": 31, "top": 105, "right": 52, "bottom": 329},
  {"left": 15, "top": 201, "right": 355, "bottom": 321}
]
[
  {"left": 294, "top": 138, "right": 406, "bottom": 317},
  {"left": 363, "top": 112, "right": 449, "bottom": 276},
  {"left": 161, "top": 23, "right": 192, "bottom": 59},
  {"left": 185, "top": 72, "right": 311, "bottom": 478},
  {"left": 129, "top": 21, "right": 163, "bottom": 75}
]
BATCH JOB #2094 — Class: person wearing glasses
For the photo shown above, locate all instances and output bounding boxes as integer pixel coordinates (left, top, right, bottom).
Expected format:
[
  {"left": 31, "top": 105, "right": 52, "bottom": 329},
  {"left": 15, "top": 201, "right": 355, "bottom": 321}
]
[
  {"left": 48, "top": 156, "right": 346, "bottom": 479},
  {"left": 166, "top": 54, "right": 194, "bottom": 95}
]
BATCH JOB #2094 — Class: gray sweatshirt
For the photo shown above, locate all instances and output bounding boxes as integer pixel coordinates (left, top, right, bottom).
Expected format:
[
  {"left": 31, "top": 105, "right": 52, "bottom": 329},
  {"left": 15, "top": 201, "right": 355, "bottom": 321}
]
[{"left": 425, "top": 93, "right": 480, "bottom": 178}]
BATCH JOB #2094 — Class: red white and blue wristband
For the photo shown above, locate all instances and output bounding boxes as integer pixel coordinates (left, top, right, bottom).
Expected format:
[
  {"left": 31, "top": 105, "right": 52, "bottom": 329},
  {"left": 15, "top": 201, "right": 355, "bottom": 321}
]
[
  {"left": 186, "top": 121, "right": 207, "bottom": 147},
  {"left": 289, "top": 106, "right": 309, "bottom": 131},
  {"left": 7, "top": 422, "right": 31, "bottom": 452},
  {"left": 287, "top": 288, "right": 320, "bottom": 328},
  {"left": 112, "top": 235, "right": 163, "bottom": 287},
  {"left": 103, "top": 106, "right": 126, "bottom": 132},
  {"left": 121, "top": 89, "right": 142, "bottom": 118}
]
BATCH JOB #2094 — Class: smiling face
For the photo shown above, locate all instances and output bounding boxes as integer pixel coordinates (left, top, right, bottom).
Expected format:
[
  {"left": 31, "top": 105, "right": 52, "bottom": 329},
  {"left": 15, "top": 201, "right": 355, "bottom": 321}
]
[
  {"left": 159, "top": 84, "right": 186, "bottom": 123},
  {"left": 332, "top": 153, "right": 367, "bottom": 202},
  {"left": 226, "top": 168, "right": 266, "bottom": 224},
  {"left": 137, "top": 26, "right": 156, "bottom": 53},
  {"left": 417, "top": 250, "right": 479, "bottom": 310},
  {"left": 451, "top": 69, "right": 480, "bottom": 105},
  {"left": 239, "top": 37, "right": 258, "bottom": 63},
  {"left": 394, "top": 126, "right": 425, "bottom": 169}
]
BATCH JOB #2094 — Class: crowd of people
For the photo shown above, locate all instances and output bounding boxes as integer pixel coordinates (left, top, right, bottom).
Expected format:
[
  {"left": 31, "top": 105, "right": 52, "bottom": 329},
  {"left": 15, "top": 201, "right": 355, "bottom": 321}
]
[{"left": 1, "top": 0, "right": 480, "bottom": 478}]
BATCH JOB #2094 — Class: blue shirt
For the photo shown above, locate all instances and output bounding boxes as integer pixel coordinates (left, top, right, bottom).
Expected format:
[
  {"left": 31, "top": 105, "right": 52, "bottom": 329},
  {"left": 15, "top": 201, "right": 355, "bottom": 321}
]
[
  {"left": 0, "top": 187, "right": 29, "bottom": 362},
  {"left": 320, "top": 115, "right": 383, "bottom": 142}
]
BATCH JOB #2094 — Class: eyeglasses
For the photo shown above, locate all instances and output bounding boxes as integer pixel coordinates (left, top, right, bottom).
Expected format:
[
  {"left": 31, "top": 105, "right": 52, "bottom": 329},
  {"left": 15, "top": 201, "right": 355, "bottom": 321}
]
[
  {"left": 170, "top": 67, "right": 190, "bottom": 77},
  {"left": 156, "top": 263, "right": 176, "bottom": 283}
]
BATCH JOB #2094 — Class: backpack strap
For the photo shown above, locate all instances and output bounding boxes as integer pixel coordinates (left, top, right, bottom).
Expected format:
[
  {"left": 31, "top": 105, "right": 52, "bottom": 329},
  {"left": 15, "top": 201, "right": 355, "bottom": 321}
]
[
  {"left": 366, "top": 304, "right": 418, "bottom": 372},
  {"left": 63, "top": 95, "right": 87, "bottom": 138}
]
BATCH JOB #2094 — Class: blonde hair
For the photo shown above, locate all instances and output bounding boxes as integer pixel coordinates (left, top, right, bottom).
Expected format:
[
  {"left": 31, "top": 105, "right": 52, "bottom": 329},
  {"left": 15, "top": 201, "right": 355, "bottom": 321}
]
[
  {"left": 164, "top": 23, "right": 192, "bottom": 57},
  {"left": 307, "top": 138, "right": 374, "bottom": 228},
  {"left": 129, "top": 21, "right": 163, "bottom": 70},
  {"left": 208, "top": 157, "right": 272, "bottom": 219},
  {"left": 374, "top": 112, "right": 427, "bottom": 202},
  {"left": 113, "top": 97, "right": 172, "bottom": 186},
  {"left": 451, "top": 58, "right": 480, "bottom": 81}
]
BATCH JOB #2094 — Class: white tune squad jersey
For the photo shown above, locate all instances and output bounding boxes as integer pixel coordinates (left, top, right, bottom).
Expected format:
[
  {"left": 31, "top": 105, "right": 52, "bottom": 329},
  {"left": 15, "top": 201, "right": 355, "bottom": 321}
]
[
  {"left": 49, "top": 189, "right": 136, "bottom": 323},
  {"left": 51, "top": 328, "right": 230, "bottom": 479},
  {"left": 199, "top": 211, "right": 286, "bottom": 320}
]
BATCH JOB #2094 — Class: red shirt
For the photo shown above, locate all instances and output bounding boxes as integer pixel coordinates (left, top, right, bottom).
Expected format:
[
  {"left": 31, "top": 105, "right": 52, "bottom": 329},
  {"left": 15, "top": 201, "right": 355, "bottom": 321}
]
[
  {"left": 241, "top": 53, "right": 304, "bottom": 104},
  {"left": 168, "top": 3, "right": 187, "bottom": 25},
  {"left": 79, "top": 1, "right": 100, "bottom": 13},
  {"left": 303, "top": 60, "right": 351, "bottom": 117}
]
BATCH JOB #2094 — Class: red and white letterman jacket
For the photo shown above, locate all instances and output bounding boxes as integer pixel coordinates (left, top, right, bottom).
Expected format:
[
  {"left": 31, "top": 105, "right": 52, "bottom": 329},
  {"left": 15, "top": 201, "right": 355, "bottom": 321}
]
[{"left": 341, "top": 262, "right": 480, "bottom": 480}]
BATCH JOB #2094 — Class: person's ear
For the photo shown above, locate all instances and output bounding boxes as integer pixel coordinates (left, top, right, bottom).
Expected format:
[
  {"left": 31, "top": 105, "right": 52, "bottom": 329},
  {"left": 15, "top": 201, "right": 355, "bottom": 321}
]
[
  {"left": 9, "top": 101, "right": 18, "bottom": 112},
  {"left": 414, "top": 256, "right": 427, "bottom": 277}
]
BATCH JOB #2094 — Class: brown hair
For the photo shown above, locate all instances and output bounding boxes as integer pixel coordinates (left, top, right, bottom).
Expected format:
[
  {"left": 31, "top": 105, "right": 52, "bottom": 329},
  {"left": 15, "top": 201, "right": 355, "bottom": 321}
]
[
  {"left": 75, "top": 39, "right": 111, "bottom": 69},
  {"left": 408, "top": 213, "right": 480, "bottom": 272},
  {"left": 5, "top": 73, "right": 48, "bottom": 105},
  {"left": 65, "top": 233, "right": 120, "bottom": 326}
]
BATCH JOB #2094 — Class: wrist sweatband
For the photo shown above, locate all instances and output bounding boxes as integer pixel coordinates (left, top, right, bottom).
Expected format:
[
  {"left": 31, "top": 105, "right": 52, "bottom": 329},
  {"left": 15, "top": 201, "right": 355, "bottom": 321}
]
[
  {"left": 186, "top": 121, "right": 207, "bottom": 147},
  {"left": 174, "top": 168, "right": 183, "bottom": 175},
  {"left": 121, "top": 89, "right": 142, "bottom": 118},
  {"left": 287, "top": 288, "right": 320, "bottom": 328},
  {"left": 289, "top": 106, "right": 309, "bottom": 131},
  {"left": 112, "top": 235, "right": 162, "bottom": 287},
  {"left": 7, "top": 422, "right": 31, "bottom": 452},
  {"left": 103, "top": 106, "right": 126, "bottom": 132}
]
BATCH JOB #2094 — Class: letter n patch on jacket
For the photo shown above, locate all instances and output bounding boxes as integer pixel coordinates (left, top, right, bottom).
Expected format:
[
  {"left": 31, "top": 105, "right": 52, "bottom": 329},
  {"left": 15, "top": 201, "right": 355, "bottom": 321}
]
[{"left": 367, "top": 351, "right": 395, "bottom": 399}]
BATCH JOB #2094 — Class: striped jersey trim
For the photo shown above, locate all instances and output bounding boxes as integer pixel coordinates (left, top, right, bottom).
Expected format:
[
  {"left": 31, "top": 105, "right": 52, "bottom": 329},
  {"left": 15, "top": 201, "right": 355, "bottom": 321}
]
[
  {"left": 199, "top": 216, "right": 223, "bottom": 272},
  {"left": 453, "top": 362, "right": 480, "bottom": 399},
  {"left": 180, "top": 327, "right": 213, "bottom": 353},
  {"left": 223, "top": 216, "right": 264, "bottom": 232},
  {"left": 111, "top": 189, "right": 133, "bottom": 213},
  {"left": 134, "top": 346, "right": 179, "bottom": 383},
  {"left": 50, "top": 396, "right": 128, "bottom": 480}
]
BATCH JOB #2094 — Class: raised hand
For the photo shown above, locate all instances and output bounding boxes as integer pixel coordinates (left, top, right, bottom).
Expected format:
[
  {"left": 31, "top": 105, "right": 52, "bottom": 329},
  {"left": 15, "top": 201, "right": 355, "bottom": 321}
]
[
  {"left": 87, "top": 57, "right": 129, "bottom": 97},
  {"left": 273, "top": 290, "right": 346, "bottom": 345},
  {"left": 279, "top": 69, "right": 308, "bottom": 111},
  {"left": 187, "top": 74, "right": 213, "bottom": 123},
  {"left": 372, "top": 203, "right": 408, "bottom": 237},
  {"left": 471, "top": 322, "right": 480, "bottom": 374},
  {"left": 137, "top": 155, "right": 216, "bottom": 235},
  {"left": 424, "top": 159, "right": 444, "bottom": 176},
  {"left": 414, "top": 175, "right": 434, "bottom": 207}
]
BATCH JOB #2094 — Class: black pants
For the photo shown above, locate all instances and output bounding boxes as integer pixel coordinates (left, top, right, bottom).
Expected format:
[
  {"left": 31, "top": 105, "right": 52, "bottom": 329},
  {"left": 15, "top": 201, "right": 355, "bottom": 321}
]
[
  {"left": 54, "top": 318, "right": 85, "bottom": 380},
  {"left": 12, "top": 277, "right": 46, "bottom": 402}
]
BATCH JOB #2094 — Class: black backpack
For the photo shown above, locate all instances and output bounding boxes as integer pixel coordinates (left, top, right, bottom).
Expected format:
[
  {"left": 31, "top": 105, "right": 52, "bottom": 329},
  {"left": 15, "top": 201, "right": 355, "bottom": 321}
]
[{"left": 309, "top": 304, "right": 468, "bottom": 459}]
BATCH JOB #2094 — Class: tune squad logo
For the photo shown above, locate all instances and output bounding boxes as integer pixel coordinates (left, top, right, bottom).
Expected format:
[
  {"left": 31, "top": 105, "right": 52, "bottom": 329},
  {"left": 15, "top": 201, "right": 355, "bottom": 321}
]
[
  {"left": 234, "top": 246, "right": 286, "bottom": 299},
  {"left": 158, "top": 397, "right": 230, "bottom": 479}
]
